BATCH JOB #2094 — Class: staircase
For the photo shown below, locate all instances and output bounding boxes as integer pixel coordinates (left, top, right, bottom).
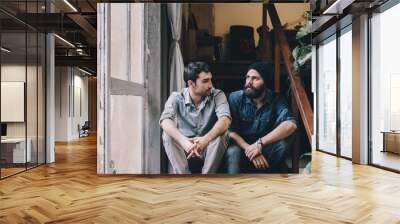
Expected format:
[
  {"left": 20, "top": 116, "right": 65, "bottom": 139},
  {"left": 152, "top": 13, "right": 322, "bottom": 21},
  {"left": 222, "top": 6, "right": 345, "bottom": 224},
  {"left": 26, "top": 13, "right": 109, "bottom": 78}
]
[{"left": 262, "top": 4, "right": 314, "bottom": 172}]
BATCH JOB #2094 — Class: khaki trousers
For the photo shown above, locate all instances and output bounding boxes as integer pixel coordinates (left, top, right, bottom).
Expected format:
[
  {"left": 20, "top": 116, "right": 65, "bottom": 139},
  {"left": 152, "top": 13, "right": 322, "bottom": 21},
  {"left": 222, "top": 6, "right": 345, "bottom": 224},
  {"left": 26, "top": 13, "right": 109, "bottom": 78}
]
[{"left": 162, "top": 132, "right": 229, "bottom": 174}]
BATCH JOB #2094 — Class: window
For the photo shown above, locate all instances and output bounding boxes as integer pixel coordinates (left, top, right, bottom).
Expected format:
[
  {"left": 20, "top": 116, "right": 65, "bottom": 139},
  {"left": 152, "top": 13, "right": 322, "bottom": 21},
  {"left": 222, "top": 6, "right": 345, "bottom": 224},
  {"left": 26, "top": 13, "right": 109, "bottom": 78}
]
[
  {"left": 339, "top": 27, "right": 352, "bottom": 158},
  {"left": 0, "top": 1, "right": 46, "bottom": 179},
  {"left": 317, "top": 36, "right": 337, "bottom": 154},
  {"left": 370, "top": 2, "right": 400, "bottom": 171}
]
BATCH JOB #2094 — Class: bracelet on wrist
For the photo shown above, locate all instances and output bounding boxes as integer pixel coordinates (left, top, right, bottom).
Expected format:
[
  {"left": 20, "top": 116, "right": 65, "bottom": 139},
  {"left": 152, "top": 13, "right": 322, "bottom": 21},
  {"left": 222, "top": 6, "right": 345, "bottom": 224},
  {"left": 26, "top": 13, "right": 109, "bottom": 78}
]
[{"left": 257, "top": 138, "right": 264, "bottom": 148}]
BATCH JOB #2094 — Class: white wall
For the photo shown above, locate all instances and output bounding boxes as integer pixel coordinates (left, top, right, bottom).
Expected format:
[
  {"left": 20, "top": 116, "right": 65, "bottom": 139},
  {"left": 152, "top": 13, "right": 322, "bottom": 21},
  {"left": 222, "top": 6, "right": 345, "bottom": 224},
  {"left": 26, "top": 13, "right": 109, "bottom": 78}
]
[
  {"left": 1, "top": 63, "right": 46, "bottom": 164},
  {"left": 72, "top": 73, "right": 89, "bottom": 138},
  {"left": 1, "top": 64, "right": 38, "bottom": 138},
  {"left": 55, "top": 66, "right": 68, "bottom": 141},
  {"left": 1, "top": 65, "right": 25, "bottom": 134},
  {"left": 55, "top": 66, "right": 89, "bottom": 141},
  {"left": 1, "top": 65, "right": 27, "bottom": 142}
]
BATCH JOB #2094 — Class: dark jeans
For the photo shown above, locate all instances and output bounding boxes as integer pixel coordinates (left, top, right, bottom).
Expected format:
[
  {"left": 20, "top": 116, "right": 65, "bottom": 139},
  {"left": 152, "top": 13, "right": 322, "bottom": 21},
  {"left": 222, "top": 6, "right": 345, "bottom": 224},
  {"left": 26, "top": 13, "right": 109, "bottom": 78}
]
[{"left": 224, "top": 135, "right": 294, "bottom": 174}]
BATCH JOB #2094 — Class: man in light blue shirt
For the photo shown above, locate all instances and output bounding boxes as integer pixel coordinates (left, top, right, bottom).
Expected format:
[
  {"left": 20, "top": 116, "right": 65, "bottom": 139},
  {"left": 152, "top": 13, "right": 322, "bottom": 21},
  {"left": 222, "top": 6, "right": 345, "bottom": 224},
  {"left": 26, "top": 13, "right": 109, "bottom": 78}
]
[{"left": 160, "top": 62, "right": 231, "bottom": 174}]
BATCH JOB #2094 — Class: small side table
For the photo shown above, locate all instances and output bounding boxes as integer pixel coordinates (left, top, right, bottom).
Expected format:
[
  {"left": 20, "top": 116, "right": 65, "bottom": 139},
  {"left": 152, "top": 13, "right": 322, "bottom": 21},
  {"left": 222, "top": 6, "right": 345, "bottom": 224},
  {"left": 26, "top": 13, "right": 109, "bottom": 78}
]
[
  {"left": 381, "top": 131, "right": 400, "bottom": 154},
  {"left": 1, "top": 138, "right": 32, "bottom": 164}
]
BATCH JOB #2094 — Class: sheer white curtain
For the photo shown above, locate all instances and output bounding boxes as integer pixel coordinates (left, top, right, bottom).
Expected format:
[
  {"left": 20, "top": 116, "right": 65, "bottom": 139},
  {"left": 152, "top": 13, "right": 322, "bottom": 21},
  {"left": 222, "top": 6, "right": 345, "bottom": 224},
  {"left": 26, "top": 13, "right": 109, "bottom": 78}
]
[{"left": 167, "top": 3, "right": 185, "bottom": 93}]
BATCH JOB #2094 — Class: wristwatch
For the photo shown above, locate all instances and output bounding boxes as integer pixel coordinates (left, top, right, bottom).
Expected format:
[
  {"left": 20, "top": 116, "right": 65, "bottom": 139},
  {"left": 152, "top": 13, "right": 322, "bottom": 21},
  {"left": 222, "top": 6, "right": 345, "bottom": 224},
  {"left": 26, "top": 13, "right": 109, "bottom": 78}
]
[{"left": 257, "top": 138, "right": 264, "bottom": 148}]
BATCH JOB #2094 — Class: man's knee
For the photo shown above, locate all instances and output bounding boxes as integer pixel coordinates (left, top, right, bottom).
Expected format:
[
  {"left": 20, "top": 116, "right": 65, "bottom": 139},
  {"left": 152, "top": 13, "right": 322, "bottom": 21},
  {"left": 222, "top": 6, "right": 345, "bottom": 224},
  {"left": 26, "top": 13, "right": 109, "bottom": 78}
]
[
  {"left": 225, "top": 144, "right": 242, "bottom": 161},
  {"left": 224, "top": 144, "right": 242, "bottom": 174},
  {"left": 274, "top": 139, "right": 290, "bottom": 152},
  {"left": 162, "top": 131, "right": 172, "bottom": 143},
  {"left": 162, "top": 132, "right": 183, "bottom": 153},
  {"left": 208, "top": 132, "right": 229, "bottom": 151},
  {"left": 266, "top": 134, "right": 294, "bottom": 154},
  {"left": 263, "top": 136, "right": 294, "bottom": 169}
]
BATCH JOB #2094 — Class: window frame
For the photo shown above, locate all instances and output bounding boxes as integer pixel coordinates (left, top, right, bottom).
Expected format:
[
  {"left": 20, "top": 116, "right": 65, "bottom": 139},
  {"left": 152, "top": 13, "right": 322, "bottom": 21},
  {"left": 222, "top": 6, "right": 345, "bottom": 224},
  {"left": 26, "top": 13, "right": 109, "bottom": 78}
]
[{"left": 315, "top": 22, "right": 353, "bottom": 161}]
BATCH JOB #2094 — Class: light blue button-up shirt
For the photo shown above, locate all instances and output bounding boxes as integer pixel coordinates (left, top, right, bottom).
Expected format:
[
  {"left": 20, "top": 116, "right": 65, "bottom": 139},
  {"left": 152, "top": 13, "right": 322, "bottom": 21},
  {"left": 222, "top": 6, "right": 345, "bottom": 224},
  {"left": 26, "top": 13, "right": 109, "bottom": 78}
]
[{"left": 160, "top": 88, "right": 231, "bottom": 137}]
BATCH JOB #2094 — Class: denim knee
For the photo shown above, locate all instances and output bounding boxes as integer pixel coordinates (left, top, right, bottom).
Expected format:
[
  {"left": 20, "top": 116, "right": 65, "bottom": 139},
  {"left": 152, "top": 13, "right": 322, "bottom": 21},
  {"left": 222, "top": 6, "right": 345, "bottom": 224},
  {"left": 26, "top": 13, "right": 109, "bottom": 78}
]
[
  {"left": 224, "top": 144, "right": 242, "bottom": 174},
  {"left": 263, "top": 138, "right": 292, "bottom": 170}
]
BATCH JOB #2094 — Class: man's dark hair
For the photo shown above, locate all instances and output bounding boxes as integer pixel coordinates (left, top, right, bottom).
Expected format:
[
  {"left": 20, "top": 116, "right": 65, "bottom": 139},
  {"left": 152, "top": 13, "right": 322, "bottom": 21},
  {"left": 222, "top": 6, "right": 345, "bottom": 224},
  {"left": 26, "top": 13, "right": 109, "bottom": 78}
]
[{"left": 183, "top": 62, "right": 210, "bottom": 86}]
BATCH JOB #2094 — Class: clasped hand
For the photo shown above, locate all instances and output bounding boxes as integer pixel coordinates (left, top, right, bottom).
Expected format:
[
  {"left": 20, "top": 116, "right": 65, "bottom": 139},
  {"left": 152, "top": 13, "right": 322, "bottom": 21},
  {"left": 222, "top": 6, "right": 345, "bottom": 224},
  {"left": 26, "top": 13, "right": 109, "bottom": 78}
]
[
  {"left": 185, "top": 136, "right": 209, "bottom": 159},
  {"left": 245, "top": 143, "right": 262, "bottom": 160},
  {"left": 245, "top": 143, "right": 269, "bottom": 170}
]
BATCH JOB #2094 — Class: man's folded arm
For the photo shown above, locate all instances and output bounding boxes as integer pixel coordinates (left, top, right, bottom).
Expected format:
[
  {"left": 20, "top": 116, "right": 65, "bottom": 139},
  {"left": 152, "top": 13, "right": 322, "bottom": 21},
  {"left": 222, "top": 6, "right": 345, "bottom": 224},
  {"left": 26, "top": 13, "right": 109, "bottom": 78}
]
[
  {"left": 229, "top": 131, "right": 250, "bottom": 150},
  {"left": 259, "top": 120, "right": 297, "bottom": 147},
  {"left": 203, "top": 116, "right": 231, "bottom": 143},
  {"left": 258, "top": 95, "right": 297, "bottom": 146},
  {"left": 160, "top": 119, "right": 191, "bottom": 151},
  {"left": 159, "top": 93, "right": 190, "bottom": 151},
  {"left": 202, "top": 91, "right": 232, "bottom": 142}
]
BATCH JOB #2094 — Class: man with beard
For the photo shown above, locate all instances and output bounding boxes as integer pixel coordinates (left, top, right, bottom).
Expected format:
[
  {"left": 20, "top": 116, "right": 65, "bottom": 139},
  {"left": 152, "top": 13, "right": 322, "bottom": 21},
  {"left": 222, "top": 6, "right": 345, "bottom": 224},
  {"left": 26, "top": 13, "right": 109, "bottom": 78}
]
[
  {"left": 224, "top": 62, "right": 297, "bottom": 173},
  {"left": 160, "top": 62, "right": 231, "bottom": 174}
]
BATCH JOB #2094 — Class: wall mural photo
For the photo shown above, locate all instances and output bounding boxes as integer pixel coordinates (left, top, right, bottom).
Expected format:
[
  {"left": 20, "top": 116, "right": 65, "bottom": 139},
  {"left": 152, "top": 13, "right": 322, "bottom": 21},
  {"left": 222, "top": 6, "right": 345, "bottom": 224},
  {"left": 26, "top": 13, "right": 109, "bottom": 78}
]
[{"left": 97, "top": 3, "right": 312, "bottom": 175}]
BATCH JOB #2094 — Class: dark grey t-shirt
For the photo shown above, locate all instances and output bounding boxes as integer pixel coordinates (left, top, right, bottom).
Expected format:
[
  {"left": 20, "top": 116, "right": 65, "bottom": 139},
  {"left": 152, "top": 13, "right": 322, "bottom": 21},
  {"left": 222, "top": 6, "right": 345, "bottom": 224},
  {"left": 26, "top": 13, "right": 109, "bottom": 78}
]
[{"left": 159, "top": 88, "right": 231, "bottom": 137}]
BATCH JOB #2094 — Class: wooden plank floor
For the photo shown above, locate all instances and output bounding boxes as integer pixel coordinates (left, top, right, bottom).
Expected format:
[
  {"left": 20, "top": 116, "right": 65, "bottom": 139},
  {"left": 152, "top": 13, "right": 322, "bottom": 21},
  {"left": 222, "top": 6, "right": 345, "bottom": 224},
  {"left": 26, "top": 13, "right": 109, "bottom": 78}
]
[
  {"left": 1, "top": 167, "right": 26, "bottom": 178},
  {"left": 1, "top": 135, "right": 400, "bottom": 223}
]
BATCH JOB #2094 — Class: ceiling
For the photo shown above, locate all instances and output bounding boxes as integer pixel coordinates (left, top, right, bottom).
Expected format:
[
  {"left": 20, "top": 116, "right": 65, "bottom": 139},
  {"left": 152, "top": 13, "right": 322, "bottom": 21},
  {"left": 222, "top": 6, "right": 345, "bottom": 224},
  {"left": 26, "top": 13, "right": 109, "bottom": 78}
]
[{"left": 0, "top": 0, "right": 99, "bottom": 74}]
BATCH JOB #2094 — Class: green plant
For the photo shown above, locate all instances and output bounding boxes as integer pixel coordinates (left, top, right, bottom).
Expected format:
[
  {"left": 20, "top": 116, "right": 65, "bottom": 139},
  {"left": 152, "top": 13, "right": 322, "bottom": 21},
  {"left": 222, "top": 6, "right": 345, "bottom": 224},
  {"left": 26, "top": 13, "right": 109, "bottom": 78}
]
[{"left": 293, "top": 12, "right": 312, "bottom": 72}]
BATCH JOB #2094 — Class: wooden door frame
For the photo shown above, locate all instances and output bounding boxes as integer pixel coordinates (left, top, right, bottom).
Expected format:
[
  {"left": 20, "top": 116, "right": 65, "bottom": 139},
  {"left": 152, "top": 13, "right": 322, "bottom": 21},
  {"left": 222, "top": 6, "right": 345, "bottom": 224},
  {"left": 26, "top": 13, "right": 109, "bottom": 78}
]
[{"left": 97, "top": 3, "right": 162, "bottom": 174}]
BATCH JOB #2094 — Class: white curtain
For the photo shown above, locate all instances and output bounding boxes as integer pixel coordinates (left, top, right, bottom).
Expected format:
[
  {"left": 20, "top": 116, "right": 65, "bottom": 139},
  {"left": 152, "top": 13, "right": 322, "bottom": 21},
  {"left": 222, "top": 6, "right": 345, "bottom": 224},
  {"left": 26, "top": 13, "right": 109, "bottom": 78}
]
[{"left": 167, "top": 3, "right": 185, "bottom": 93}]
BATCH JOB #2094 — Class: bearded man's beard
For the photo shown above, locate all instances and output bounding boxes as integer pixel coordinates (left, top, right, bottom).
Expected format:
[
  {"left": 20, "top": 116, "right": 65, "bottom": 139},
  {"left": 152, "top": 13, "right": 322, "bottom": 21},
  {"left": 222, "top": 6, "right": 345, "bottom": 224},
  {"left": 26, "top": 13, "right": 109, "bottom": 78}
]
[{"left": 244, "top": 84, "right": 265, "bottom": 99}]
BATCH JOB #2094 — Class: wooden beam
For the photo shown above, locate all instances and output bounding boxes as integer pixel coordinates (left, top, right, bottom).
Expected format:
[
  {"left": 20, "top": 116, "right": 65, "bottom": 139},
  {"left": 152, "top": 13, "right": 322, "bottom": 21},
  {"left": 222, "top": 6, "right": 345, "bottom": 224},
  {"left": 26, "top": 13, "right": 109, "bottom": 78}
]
[
  {"left": 291, "top": 92, "right": 300, "bottom": 173},
  {"left": 258, "top": 3, "right": 272, "bottom": 61},
  {"left": 262, "top": 4, "right": 268, "bottom": 26},
  {"left": 274, "top": 31, "right": 281, "bottom": 93},
  {"left": 268, "top": 4, "right": 313, "bottom": 143}
]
